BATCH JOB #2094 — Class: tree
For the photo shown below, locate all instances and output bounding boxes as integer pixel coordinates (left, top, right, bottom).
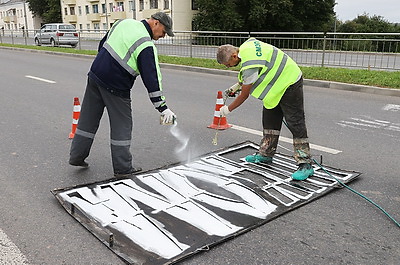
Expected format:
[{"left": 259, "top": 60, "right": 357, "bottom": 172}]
[
  {"left": 292, "top": 0, "right": 335, "bottom": 32},
  {"left": 335, "top": 14, "right": 400, "bottom": 53},
  {"left": 337, "top": 14, "right": 400, "bottom": 33},
  {"left": 192, "top": 0, "right": 335, "bottom": 32},
  {"left": 192, "top": 0, "right": 244, "bottom": 31},
  {"left": 239, "top": 0, "right": 297, "bottom": 32},
  {"left": 338, "top": 14, "right": 400, "bottom": 33},
  {"left": 26, "top": 0, "right": 61, "bottom": 24}
]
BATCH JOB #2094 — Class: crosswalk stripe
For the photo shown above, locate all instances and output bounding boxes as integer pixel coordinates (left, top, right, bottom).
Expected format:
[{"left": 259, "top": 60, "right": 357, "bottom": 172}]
[
  {"left": 0, "top": 228, "right": 29, "bottom": 265},
  {"left": 231, "top": 124, "right": 342, "bottom": 154}
]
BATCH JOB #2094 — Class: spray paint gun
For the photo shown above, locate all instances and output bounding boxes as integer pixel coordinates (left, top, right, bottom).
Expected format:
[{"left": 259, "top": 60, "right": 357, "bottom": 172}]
[{"left": 223, "top": 83, "right": 241, "bottom": 99}]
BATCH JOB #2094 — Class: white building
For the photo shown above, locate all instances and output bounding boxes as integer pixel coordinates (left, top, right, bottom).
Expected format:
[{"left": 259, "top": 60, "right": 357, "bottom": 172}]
[
  {"left": 0, "top": 0, "right": 42, "bottom": 31},
  {"left": 60, "top": 0, "right": 198, "bottom": 31}
]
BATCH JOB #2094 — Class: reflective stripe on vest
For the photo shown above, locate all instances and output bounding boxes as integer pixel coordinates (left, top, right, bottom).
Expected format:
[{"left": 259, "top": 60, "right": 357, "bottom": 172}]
[
  {"left": 107, "top": 19, "right": 123, "bottom": 38},
  {"left": 103, "top": 19, "right": 156, "bottom": 78},
  {"left": 238, "top": 38, "right": 301, "bottom": 108},
  {"left": 248, "top": 47, "right": 279, "bottom": 97},
  {"left": 255, "top": 51, "right": 288, "bottom": 101}
]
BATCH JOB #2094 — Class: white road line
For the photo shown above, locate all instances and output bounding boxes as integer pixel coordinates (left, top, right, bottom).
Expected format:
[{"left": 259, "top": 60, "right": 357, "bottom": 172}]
[
  {"left": 382, "top": 104, "right": 400, "bottom": 112},
  {"left": 25, "top": 75, "right": 56, "bottom": 84},
  {"left": 231, "top": 124, "right": 342, "bottom": 155},
  {"left": 0, "top": 228, "right": 29, "bottom": 264}
]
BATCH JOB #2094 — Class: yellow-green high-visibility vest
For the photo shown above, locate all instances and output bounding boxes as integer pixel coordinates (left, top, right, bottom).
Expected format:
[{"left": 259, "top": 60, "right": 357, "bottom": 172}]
[
  {"left": 238, "top": 38, "right": 301, "bottom": 109},
  {"left": 103, "top": 19, "right": 163, "bottom": 89}
]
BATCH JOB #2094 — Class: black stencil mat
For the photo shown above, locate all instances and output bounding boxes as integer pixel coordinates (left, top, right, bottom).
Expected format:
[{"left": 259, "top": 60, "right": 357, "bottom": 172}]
[{"left": 52, "top": 141, "right": 360, "bottom": 265}]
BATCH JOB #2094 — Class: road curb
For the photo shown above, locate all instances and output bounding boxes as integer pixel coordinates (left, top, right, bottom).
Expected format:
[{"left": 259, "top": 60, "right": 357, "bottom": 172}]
[
  {"left": 1, "top": 46, "right": 399, "bottom": 97},
  {"left": 303, "top": 79, "right": 400, "bottom": 97}
]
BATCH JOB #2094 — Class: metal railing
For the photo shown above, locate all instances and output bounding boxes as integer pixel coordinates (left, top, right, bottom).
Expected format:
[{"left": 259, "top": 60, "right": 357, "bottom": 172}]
[
  {"left": 1, "top": 29, "right": 400, "bottom": 71},
  {"left": 159, "top": 31, "right": 400, "bottom": 71}
]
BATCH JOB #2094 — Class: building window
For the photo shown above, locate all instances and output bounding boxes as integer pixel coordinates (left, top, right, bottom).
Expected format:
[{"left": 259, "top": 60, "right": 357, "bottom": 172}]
[
  {"left": 102, "top": 23, "right": 107, "bottom": 30},
  {"left": 192, "top": 0, "right": 198, "bottom": 10},
  {"left": 85, "top": 5, "right": 90, "bottom": 14},
  {"left": 64, "top": 7, "right": 68, "bottom": 16},
  {"left": 93, "top": 23, "right": 100, "bottom": 30},
  {"left": 139, "top": 0, "right": 144, "bottom": 11},
  {"left": 92, "top": 4, "right": 99, "bottom": 14},
  {"left": 150, "top": 0, "right": 158, "bottom": 9},
  {"left": 86, "top": 24, "right": 90, "bottom": 30},
  {"left": 78, "top": 6, "right": 82, "bottom": 16},
  {"left": 8, "top": 8, "right": 16, "bottom": 16},
  {"left": 114, "top": 2, "right": 124, "bottom": 11},
  {"left": 79, "top": 24, "right": 83, "bottom": 30},
  {"left": 164, "top": 0, "right": 169, "bottom": 9},
  {"left": 102, "top": 4, "right": 106, "bottom": 14},
  {"left": 129, "top": 1, "right": 135, "bottom": 11},
  {"left": 70, "top": 7, "right": 75, "bottom": 16}
]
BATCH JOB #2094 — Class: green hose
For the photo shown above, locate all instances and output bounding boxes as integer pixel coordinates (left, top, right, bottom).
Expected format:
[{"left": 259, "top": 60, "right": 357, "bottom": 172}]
[
  {"left": 312, "top": 158, "right": 400, "bottom": 228},
  {"left": 282, "top": 119, "right": 399, "bottom": 228}
]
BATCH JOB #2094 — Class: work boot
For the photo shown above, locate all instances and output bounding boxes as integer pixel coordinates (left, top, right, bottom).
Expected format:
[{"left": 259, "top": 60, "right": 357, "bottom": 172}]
[
  {"left": 291, "top": 163, "right": 314, "bottom": 181},
  {"left": 245, "top": 154, "right": 273, "bottom": 164},
  {"left": 69, "top": 160, "right": 89, "bottom": 168},
  {"left": 114, "top": 167, "right": 143, "bottom": 178}
]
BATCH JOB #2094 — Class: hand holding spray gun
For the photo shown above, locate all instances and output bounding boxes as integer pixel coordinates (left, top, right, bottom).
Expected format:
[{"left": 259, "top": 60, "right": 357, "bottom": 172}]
[
  {"left": 160, "top": 108, "right": 177, "bottom": 125},
  {"left": 220, "top": 83, "right": 242, "bottom": 117},
  {"left": 223, "top": 83, "right": 242, "bottom": 99}
]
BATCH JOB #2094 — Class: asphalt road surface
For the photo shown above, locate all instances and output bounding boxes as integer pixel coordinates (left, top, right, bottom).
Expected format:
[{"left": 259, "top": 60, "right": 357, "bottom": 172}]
[{"left": 0, "top": 48, "right": 399, "bottom": 265}]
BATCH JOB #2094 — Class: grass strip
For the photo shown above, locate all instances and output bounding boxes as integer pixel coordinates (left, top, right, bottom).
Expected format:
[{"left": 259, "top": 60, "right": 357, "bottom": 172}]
[
  {"left": 159, "top": 55, "right": 400, "bottom": 89},
  {"left": 2, "top": 43, "right": 399, "bottom": 89}
]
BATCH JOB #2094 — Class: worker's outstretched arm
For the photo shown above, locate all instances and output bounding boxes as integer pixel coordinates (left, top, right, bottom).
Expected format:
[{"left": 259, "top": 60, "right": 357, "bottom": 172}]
[
  {"left": 219, "top": 84, "right": 251, "bottom": 117},
  {"left": 228, "top": 84, "right": 251, "bottom": 112}
]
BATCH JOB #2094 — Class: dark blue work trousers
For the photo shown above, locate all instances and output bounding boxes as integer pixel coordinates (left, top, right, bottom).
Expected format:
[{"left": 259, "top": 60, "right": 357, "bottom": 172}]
[{"left": 69, "top": 77, "right": 134, "bottom": 174}]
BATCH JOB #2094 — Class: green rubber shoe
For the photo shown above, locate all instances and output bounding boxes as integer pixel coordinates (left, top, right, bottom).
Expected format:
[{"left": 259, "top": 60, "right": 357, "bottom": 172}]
[
  {"left": 291, "top": 163, "right": 314, "bottom": 181},
  {"left": 245, "top": 154, "right": 273, "bottom": 164}
]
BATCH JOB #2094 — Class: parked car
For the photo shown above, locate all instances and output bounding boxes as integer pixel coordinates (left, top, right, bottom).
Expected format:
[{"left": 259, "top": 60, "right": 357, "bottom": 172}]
[{"left": 34, "top": 23, "right": 79, "bottom": 48}]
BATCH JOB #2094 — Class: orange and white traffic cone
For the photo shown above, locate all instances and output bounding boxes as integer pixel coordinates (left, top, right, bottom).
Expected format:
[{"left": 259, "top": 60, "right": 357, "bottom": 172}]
[
  {"left": 69, "top": 97, "right": 81, "bottom": 139},
  {"left": 208, "top": 91, "right": 232, "bottom": 130}
]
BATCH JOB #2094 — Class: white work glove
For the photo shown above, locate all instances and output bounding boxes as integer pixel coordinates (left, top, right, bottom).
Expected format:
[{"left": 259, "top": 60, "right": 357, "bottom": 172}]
[
  {"left": 161, "top": 108, "right": 176, "bottom": 124},
  {"left": 219, "top": 105, "right": 230, "bottom": 117}
]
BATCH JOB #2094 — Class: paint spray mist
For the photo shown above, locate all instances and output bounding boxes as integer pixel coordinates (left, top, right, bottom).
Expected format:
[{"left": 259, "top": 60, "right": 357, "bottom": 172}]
[{"left": 168, "top": 122, "right": 191, "bottom": 162}]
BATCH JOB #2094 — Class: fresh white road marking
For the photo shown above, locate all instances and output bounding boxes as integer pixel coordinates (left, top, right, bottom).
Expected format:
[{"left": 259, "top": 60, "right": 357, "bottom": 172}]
[
  {"left": 25, "top": 75, "right": 56, "bottom": 84},
  {"left": 0, "top": 228, "right": 29, "bottom": 264},
  {"left": 337, "top": 116, "right": 400, "bottom": 134},
  {"left": 382, "top": 104, "right": 400, "bottom": 112},
  {"left": 231, "top": 124, "right": 342, "bottom": 154}
]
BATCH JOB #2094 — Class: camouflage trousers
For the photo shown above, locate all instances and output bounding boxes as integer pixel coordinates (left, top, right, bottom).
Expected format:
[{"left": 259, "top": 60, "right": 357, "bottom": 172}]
[{"left": 258, "top": 78, "right": 312, "bottom": 165}]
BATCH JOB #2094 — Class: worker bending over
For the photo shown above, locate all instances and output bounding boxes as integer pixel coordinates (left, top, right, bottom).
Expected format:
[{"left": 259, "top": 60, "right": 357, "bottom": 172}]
[{"left": 216, "top": 38, "right": 313, "bottom": 180}]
